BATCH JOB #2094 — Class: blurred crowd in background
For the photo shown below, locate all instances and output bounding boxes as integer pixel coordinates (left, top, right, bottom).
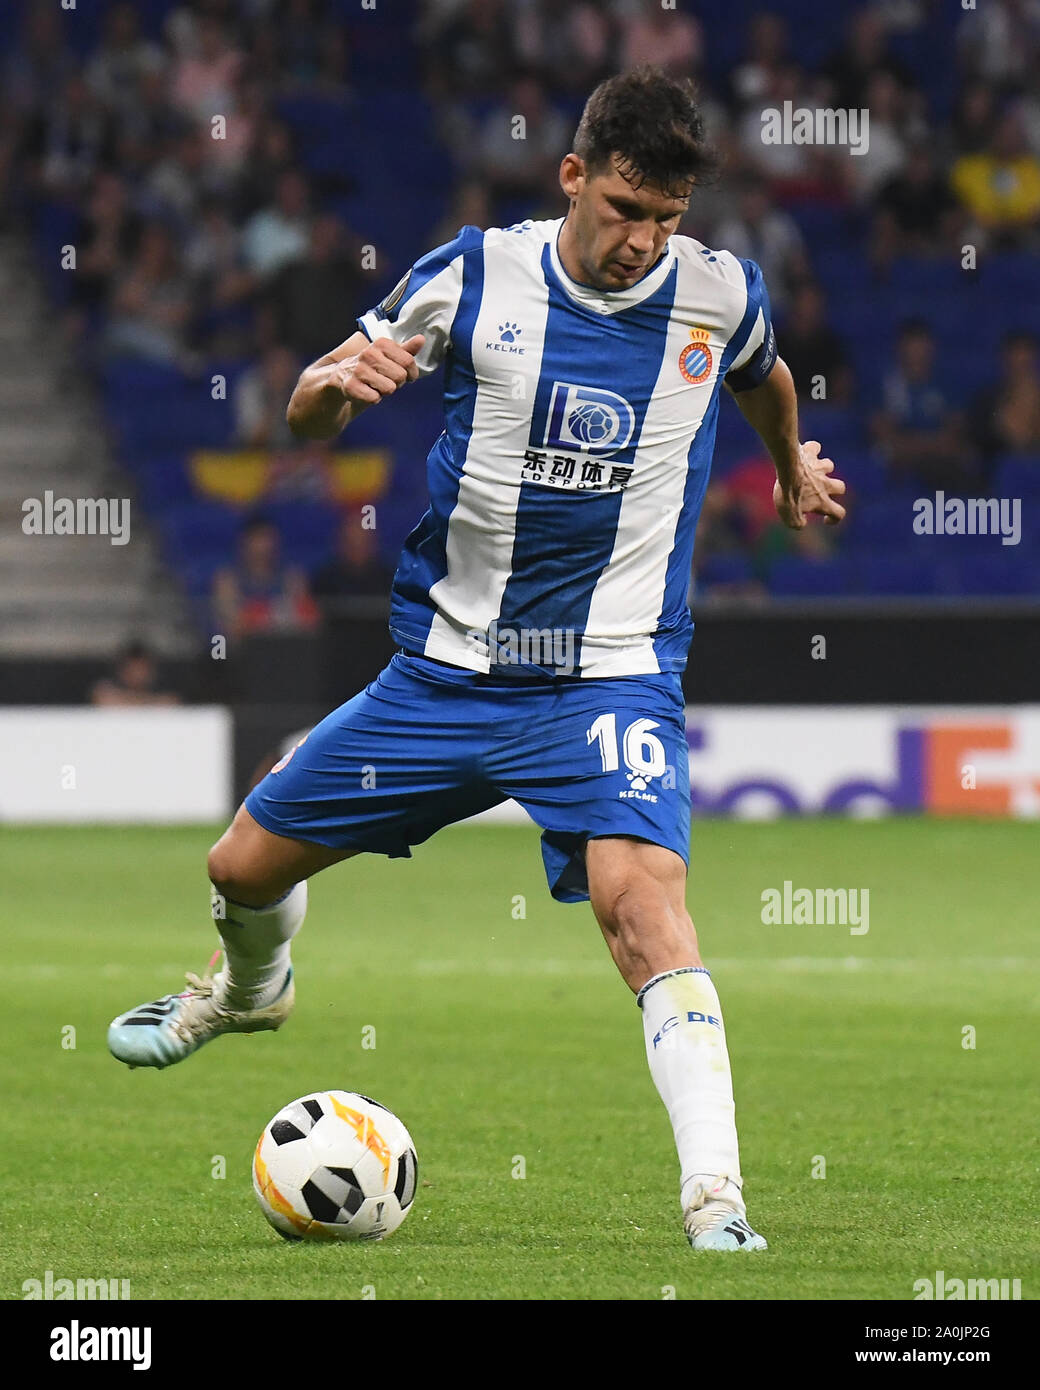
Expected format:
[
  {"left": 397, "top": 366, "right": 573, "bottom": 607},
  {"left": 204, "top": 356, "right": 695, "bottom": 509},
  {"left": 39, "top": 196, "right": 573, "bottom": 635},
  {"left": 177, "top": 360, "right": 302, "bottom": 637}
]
[{"left": 2, "top": 0, "right": 1039, "bottom": 637}]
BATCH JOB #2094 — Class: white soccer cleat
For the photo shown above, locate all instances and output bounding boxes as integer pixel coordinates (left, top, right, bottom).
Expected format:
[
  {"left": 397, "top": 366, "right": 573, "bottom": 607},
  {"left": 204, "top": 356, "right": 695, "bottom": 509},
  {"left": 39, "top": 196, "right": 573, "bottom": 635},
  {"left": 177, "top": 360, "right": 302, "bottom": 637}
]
[
  {"left": 684, "top": 1176, "right": 768, "bottom": 1252},
  {"left": 108, "top": 951, "right": 294, "bottom": 1070}
]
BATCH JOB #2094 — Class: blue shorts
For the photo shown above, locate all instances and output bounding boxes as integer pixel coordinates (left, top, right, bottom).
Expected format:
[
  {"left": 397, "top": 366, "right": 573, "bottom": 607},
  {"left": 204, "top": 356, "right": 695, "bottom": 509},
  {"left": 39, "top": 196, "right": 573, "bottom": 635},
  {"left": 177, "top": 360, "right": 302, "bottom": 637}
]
[{"left": 245, "top": 653, "right": 691, "bottom": 903}]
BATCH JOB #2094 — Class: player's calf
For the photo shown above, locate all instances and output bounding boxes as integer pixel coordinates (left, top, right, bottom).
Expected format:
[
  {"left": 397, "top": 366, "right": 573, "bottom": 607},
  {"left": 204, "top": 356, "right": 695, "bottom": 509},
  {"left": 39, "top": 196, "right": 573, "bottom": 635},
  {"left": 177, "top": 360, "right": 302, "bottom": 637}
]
[
  {"left": 587, "top": 837, "right": 701, "bottom": 991},
  {"left": 586, "top": 838, "right": 768, "bottom": 1251}
]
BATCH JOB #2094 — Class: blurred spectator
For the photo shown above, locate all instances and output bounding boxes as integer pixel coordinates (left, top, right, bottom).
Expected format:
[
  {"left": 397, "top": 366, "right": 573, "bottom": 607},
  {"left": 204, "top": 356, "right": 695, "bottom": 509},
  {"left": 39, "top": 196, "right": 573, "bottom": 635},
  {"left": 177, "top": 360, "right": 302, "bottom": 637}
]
[
  {"left": 236, "top": 117, "right": 297, "bottom": 219},
  {"left": 473, "top": 72, "right": 571, "bottom": 202},
  {"left": 103, "top": 221, "right": 194, "bottom": 365},
  {"left": 162, "top": 0, "right": 215, "bottom": 61},
  {"left": 424, "top": 0, "right": 514, "bottom": 100},
  {"left": 266, "top": 214, "right": 366, "bottom": 361},
  {"left": 844, "top": 71, "right": 909, "bottom": 203},
  {"left": 275, "top": 0, "right": 352, "bottom": 93},
  {"left": 951, "top": 106, "right": 1040, "bottom": 247},
  {"left": 694, "top": 452, "right": 831, "bottom": 595},
  {"left": 143, "top": 123, "right": 215, "bottom": 231},
  {"left": 872, "top": 140, "right": 960, "bottom": 263},
  {"left": 242, "top": 169, "right": 312, "bottom": 278},
  {"left": 957, "top": 0, "right": 1040, "bottom": 89},
  {"left": 620, "top": 5, "right": 703, "bottom": 79},
  {"left": 85, "top": 2, "right": 166, "bottom": 117},
  {"left": 694, "top": 480, "right": 760, "bottom": 576},
  {"left": 872, "top": 320, "right": 978, "bottom": 488},
  {"left": 731, "top": 11, "right": 790, "bottom": 111},
  {"left": 2, "top": 6, "right": 76, "bottom": 120},
  {"left": 428, "top": 179, "right": 493, "bottom": 248},
  {"left": 825, "top": 6, "right": 911, "bottom": 112},
  {"left": 311, "top": 510, "right": 395, "bottom": 608},
  {"left": 204, "top": 76, "right": 267, "bottom": 178},
  {"left": 121, "top": 67, "right": 183, "bottom": 152},
  {"left": 245, "top": 17, "right": 285, "bottom": 89},
  {"left": 713, "top": 177, "right": 809, "bottom": 315},
  {"left": 4, "top": 0, "right": 1033, "bottom": 616},
  {"left": 212, "top": 516, "right": 319, "bottom": 639},
  {"left": 169, "top": 13, "right": 243, "bottom": 125},
  {"left": 184, "top": 196, "right": 256, "bottom": 321},
  {"left": 778, "top": 282, "right": 853, "bottom": 406},
  {"left": 953, "top": 80, "right": 999, "bottom": 157},
  {"left": 1021, "top": 69, "right": 1040, "bottom": 158},
  {"left": 234, "top": 345, "right": 301, "bottom": 450},
  {"left": 512, "top": 0, "right": 616, "bottom": 95},
  {"left": 737, "top": 65, "right": 833, "bottom": 193},
  {"left": 969, "top": 331, "right": 1040, "bottom": 464},
  {"left": 26, "top": 74, "right": 113, "bottom": 199},
  {"left": 90, "top": 641, "right": 181, "bottom": 707},
  {"left": 68, "top": 172, "right": 143, "bottom": 325}
]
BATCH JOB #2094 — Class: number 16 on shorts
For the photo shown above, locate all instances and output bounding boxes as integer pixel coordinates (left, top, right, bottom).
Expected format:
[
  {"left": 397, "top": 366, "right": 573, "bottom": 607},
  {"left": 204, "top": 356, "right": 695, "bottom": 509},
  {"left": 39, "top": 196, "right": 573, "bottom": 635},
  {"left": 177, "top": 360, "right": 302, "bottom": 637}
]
[{"left": 587, "top": 713, "right": 673, "bottom": 799}]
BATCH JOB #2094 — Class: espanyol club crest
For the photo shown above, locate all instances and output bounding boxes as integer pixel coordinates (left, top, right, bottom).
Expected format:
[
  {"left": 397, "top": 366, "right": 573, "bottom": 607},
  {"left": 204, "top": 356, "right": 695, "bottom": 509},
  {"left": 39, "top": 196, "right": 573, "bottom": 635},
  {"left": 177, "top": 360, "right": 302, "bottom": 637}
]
[
  {"left": 678, "top": 327, "right": 713, "bottom": 385},
  {"left": 544, "top": 382, "right": 636, "bottom": 455},
  {"left": 271, "top": 731, "right": 309, "bottom": 774}
]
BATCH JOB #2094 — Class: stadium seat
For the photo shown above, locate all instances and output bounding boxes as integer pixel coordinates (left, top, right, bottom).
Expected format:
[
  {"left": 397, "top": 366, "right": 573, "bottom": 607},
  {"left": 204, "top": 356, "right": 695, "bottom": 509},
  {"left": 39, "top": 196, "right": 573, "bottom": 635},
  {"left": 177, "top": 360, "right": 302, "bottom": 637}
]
[
  {"left": 158, "top": 501, "right": 240, "bottom": 563},
  {"left": 696, "top": 552, "right": 756, "bottom": 590},
  {"left": 134, "top": 456, "right": 194, "bottom": 512},
  {"left": 843, "top": 495, "right": 918, "bottom": 549},
  {"left": 992, "top": 456, "right": 1040, "bottom": 498},
  {"left": 858, "top": 551, "right": 941, "bottom": 596},
  {"left": 946, "top": 551, "right": 1037, "bottom": 597},
  {"left": 267, "top": 502, "right": 340, "bottom": 568},
  {"left": 983, "top": 254, "right": 1040, "bottom": 297},
  {"left": 833, "top": 452, "right": 886, "bottom": 501},
  {"left": 768, "top": 554, "right": 854, "bottom": 597}
]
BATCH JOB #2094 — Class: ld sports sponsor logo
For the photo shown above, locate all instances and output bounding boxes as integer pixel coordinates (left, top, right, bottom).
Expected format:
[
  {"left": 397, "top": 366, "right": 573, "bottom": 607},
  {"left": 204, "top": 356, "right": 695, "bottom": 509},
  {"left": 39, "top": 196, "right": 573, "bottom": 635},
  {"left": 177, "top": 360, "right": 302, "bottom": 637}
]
[
  {"left": 685, "top": 709, "right": 1040, "bottom": 818},
  {"left": 544, "top": 382, "right": 635, "bottom": 455}
]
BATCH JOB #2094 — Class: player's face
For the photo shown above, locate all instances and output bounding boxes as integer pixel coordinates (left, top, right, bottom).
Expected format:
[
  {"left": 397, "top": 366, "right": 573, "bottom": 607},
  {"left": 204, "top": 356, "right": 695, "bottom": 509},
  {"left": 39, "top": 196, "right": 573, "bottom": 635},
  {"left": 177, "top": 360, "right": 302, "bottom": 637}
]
[{"left": 559, "top": 154, "right": 691, "bottom": 291}]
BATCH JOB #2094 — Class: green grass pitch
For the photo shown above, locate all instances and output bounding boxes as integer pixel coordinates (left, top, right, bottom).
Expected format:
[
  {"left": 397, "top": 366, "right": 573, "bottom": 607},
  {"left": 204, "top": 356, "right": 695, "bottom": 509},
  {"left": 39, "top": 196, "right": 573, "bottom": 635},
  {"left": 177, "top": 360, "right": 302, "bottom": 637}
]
[{"left": 2, "top": 819, "right": 1036, "bottom": 1301}]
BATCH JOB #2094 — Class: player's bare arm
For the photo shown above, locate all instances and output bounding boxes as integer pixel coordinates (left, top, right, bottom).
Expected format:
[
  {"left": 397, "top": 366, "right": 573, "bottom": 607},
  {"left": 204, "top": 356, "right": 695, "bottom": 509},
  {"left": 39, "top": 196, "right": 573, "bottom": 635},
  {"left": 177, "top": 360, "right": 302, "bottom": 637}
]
[
  {"left": 286, "top": 330, "right": 425, "bottom": 440},
  {"left": 727, "top": 356, "right": 847, "bottom": 528}
]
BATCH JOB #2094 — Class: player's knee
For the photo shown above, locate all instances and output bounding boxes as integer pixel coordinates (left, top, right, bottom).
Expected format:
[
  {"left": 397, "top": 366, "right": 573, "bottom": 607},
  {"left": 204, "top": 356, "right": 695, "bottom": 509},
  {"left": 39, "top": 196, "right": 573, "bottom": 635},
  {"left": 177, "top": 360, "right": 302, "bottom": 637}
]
[
  {"left": 207, "top": 838, "right": 266, "bottom": 904},
  {"left": 206, "top": 839, "right": 236, "bottom": 896}
]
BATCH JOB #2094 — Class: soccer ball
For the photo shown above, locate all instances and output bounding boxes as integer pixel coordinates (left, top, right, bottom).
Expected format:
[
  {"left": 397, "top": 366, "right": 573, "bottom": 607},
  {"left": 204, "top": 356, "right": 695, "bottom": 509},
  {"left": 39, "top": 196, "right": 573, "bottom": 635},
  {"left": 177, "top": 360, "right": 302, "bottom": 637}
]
[
  {"left": 252, "top": 1090, "right": 418, "bottom": 1241},
  {"left": 568, "top": 400, "right": 616, "bottom": 445}
]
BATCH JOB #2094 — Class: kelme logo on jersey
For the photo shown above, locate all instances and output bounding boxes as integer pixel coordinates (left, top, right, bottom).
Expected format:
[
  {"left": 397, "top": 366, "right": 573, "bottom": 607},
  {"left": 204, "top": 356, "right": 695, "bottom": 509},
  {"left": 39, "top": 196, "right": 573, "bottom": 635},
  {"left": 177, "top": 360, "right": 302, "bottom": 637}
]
[
  {"left": 678, "top": 327, "right": 713, "bottom": 385},
  {"left": 544, "top": 382, "right": 636, "bottom": 455}
]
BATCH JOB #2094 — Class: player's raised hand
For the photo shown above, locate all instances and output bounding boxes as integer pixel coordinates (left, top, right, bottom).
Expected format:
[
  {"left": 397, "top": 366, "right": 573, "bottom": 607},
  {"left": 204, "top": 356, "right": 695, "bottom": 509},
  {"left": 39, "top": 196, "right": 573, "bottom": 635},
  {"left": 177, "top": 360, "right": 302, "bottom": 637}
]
[
  {"left": 773, "top": 440, "right": 847, "bottom": 529},
  {"left": 328, "top": 333, "right": 425, "bottom": 406}
]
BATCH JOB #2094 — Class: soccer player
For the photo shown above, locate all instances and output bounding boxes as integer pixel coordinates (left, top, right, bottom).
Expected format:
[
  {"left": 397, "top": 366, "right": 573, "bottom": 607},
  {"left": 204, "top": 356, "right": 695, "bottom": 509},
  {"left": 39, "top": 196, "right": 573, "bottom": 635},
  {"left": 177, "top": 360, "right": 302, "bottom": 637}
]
[{"left": 109, "top": 67, "right": 845, "bottom": 1251}]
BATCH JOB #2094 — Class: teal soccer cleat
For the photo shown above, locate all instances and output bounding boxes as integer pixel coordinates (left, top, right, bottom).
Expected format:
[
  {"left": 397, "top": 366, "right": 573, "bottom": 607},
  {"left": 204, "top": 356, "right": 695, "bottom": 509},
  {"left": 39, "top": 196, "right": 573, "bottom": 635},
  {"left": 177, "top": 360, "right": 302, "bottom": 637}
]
[
  {"left": 107, "top": 951, "right": 294, "bottom": 1071},
  {"left": 684, "top": 1176, "right": 769, "bottom": 1252}
]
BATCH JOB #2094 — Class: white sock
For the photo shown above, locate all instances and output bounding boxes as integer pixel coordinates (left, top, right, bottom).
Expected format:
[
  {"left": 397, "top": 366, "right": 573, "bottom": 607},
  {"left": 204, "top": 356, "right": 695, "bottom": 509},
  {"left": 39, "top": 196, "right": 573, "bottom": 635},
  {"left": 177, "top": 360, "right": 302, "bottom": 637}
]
[
  {"left": 637, "top": 966, "right": 744, "bottom": 1214},
  {"left": 210, "top": 882, "right": 307, "bottom": 1008}
]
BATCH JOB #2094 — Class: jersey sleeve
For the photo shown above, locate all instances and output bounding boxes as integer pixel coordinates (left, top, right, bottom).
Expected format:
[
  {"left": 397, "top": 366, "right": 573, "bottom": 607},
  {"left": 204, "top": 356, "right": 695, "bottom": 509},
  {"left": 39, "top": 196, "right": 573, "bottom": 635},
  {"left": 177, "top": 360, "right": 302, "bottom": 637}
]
[
  {"left": 723, "top": 258, "right": 778, "bottom": 393},
  {"left": 356, "top": 224, "right": 484, "bottom": 377}
]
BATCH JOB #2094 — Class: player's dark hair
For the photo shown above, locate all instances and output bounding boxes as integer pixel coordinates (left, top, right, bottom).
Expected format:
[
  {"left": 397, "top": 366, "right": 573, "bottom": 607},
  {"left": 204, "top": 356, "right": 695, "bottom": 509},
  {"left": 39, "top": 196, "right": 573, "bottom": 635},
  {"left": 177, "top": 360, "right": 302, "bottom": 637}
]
[{"left": 573, "top": 66, "right": 722, "bottom": 197}]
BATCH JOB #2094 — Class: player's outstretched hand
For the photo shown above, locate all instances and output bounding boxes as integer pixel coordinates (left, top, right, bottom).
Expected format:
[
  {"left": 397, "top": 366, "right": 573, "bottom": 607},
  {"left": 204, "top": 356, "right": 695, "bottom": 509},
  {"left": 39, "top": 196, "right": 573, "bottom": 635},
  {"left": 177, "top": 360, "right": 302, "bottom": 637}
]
[
  {"left": 773, "top": 440, "right": 847, "bottom": 529},
  {"left": 329, "top": 333, "right": 425, "bottom": 406}
]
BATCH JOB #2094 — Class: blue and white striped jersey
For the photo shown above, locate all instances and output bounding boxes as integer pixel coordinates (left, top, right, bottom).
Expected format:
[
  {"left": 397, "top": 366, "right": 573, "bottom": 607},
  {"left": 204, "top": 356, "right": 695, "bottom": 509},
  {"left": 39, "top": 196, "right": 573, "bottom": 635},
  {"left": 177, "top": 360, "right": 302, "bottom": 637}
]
[{"left": 357, "top": 216, "right": 776, "bottom": 678}]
